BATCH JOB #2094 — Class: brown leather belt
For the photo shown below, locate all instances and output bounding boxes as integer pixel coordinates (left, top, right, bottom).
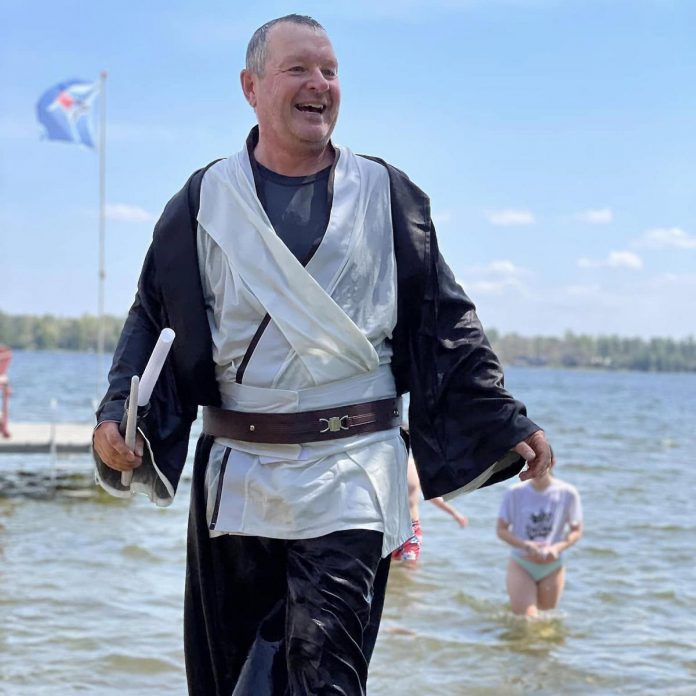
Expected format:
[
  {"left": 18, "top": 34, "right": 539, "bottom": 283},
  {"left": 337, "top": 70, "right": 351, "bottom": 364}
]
[{"left": 202, "top": 397, "right": 402, "bottom": 444}]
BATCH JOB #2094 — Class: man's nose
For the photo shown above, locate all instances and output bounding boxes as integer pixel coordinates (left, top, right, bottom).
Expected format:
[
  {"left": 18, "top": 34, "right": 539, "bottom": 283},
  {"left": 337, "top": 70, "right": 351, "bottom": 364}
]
[{"left": 307, "top": 68, "right": 330, "bottom": 92}]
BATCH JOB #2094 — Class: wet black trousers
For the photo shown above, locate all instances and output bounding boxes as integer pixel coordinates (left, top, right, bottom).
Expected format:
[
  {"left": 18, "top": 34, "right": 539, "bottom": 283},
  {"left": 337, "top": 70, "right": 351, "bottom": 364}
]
[{"left": 184, "top": 435, "right": 391, "bottom": 696}]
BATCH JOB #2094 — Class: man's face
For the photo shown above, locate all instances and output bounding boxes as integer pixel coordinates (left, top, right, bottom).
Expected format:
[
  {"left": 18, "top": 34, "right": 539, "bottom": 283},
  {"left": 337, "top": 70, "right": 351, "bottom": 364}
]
[{"left": 242, "top": 23, "right": 340, "bottom": 155}]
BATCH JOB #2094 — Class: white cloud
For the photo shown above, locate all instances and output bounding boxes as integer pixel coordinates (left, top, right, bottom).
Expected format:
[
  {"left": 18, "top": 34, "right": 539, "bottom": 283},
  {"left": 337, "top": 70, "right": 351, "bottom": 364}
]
[
  {"left": 486, "top": 260, "right": 521, "bottom": 276},
  {"left": 105, "top": 204, "right": 155, "bottom": 223},
  {"left": 577, "top": 250, "right": 643, "bottom": 270},
  {"left": 636, "top": 227, "right": 696, "bottom": 249},
  {"left": 576, "top": 208, "right": 613, "bottom": 224},
  {"left": 607, "top": 251, "right": 643, "bottom": 269},
  {"left": 467, "top": 259, "right": 529, "bottom": 277},
  {"left": 458, "top": 259, "right": 530, "bottom": 295},
  {"left": 464, "top": 280, "right": 507, "bottom": 294},
  {"left": 432, "top": 210, "right": 453, "bottom": 226},
  {"left": 486, "top": 209, "right": 535, "bottom": 226}
]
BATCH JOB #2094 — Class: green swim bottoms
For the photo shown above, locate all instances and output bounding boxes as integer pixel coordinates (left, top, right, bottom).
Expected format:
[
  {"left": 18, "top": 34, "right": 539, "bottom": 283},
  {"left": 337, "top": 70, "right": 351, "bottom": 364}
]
[{"left": 512, "top": 555, "right": 563, "bottom": 582}]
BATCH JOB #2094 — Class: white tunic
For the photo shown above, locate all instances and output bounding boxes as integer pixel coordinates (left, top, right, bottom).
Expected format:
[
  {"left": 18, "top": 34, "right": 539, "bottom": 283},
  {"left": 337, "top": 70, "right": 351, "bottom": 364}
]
[{"left": 195, "top": 145, "right": 412, "bottom": 557}]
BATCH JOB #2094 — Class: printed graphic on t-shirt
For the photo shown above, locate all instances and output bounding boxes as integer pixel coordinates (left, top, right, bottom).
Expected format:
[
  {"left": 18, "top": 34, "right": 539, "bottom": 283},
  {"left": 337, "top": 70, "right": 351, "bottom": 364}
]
[{"left": 525, "top": 509, "right": 555, "bottom": 540}]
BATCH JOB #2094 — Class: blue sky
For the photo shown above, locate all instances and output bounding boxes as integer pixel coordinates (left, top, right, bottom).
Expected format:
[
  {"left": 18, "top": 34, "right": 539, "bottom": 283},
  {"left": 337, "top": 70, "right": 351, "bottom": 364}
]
[{"left": 1, "top": 0, "right": 694, "bottom": 338}]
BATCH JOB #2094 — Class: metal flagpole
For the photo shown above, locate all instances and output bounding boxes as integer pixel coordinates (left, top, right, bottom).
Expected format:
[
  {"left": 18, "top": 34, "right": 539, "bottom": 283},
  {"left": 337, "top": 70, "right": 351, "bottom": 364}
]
[{"left": 97, "top": 70, "right": 107, "bottom": 393}]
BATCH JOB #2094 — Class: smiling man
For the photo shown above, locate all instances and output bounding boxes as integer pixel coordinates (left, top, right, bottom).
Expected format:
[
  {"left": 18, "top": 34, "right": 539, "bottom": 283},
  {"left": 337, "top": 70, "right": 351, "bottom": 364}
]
[
  {"left": 93, "top": 14, "right": 552, "bottom": 696},
  {"left": 241, "top": 19, "right": 340, "bottom": 174}
]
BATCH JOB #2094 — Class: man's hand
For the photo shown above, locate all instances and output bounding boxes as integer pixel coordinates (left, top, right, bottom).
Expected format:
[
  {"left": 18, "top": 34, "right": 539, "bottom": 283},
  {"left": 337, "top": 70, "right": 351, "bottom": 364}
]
[
  {"left": 93, "top": 421, "right": 144, "bottom": 472},
  {"left": 513, "top": 430, "right": 554, "bottom": 481}
]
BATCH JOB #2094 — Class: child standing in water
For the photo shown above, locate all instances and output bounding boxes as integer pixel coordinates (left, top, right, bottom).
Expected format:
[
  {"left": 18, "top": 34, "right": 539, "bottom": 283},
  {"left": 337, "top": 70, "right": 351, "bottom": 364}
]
[{"left": 496, "top": 458, "right": 583, "bottom": 617}]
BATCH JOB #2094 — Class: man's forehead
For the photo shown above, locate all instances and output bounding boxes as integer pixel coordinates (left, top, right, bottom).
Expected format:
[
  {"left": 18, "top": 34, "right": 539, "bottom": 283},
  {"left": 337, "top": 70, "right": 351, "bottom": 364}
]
[
  {"left": 279, "top": 50, "right": 338, "bottom": 66},
  {"left": 266, "top": 22, "right": 336, "bottom": 60}
]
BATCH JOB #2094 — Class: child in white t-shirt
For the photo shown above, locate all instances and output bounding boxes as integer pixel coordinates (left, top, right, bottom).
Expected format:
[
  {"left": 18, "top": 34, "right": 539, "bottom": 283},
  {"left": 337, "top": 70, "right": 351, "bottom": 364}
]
[{"left": 496, "top": 460, "right": 583, "bottom": 617}]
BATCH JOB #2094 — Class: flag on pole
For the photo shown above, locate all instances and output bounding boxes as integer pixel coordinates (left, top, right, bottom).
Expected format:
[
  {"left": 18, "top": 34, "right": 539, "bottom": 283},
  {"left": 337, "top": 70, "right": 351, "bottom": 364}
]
[{"left": 36, "top": 79, "right": 99, "bottom": 148}]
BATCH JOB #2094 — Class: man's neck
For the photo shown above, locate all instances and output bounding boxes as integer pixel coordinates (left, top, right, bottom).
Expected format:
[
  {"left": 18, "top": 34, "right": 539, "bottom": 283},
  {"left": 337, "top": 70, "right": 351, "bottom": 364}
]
[{"left": 253, "top": 141, "right": 335, "bottom": 177}]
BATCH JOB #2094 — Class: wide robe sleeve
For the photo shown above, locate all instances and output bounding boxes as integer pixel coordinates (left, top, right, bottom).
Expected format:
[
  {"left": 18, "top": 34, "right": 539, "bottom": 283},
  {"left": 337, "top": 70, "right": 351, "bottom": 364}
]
[
  {"left": 382, "top": 161, "right": 541, "bottom": 500},
  {"left": 93, "top": 166, "right": 218, "bottom": 503}
]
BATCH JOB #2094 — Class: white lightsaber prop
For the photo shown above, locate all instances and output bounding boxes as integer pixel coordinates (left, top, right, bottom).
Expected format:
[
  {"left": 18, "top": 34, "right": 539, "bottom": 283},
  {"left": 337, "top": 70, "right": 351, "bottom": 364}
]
[
  {"left": 137, "top": 328, "right": 175, "bottom": 406},
  {"left": 120, "top": 328, "right": 176, "bottom": 487}
]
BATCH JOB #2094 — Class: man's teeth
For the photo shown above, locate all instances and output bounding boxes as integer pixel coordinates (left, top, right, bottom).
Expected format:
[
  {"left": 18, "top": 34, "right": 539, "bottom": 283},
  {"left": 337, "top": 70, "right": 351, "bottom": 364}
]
[{"left": 296, "top": 104, "right": 325, "bottom": 113}]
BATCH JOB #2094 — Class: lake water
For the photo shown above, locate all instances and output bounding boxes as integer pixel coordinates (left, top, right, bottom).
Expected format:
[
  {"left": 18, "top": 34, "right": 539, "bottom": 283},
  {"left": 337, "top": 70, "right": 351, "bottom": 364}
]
[{"left": 1, "top": 350, "right": 695, "bottom": 695}]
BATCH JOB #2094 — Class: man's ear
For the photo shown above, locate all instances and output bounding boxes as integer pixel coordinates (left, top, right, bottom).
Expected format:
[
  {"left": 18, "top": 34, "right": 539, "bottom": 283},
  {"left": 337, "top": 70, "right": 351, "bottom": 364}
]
[{"left": 240, "top": 69, "right": 256, "bottom": 108}]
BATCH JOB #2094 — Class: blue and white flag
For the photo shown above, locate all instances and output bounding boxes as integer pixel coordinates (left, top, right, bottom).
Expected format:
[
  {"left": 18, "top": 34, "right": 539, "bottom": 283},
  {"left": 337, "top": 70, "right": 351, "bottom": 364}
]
[{"left": 36, "top": 79, "right": 99, "bottom": 148}]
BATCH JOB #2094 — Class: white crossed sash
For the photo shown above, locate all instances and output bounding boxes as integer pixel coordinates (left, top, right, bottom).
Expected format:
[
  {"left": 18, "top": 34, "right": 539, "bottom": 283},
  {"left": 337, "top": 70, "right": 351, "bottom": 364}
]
[{"left": 198, "top": 146, "right": 381, "bottom": 389}]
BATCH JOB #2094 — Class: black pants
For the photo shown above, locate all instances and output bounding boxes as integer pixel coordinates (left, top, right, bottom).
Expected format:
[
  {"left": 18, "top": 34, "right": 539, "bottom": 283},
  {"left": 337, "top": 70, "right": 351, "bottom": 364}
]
[{"left": 184, "top": 436, "right": 391, "bottom": 696}]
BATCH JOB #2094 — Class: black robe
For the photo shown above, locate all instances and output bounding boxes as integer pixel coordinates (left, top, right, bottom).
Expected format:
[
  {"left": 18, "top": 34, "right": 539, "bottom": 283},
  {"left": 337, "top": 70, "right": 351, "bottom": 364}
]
[{"left": 96, "top": 149, "right": 539, "bottom": 501}]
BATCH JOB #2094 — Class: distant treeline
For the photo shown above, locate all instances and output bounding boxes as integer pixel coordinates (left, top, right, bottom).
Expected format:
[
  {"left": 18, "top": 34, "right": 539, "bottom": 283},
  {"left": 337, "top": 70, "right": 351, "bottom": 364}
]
[
  {"left": 486, "top": 328, "right": 696, "bottom": 372},
  {"left": 0, "top": 311, "right": 125, "bottom": 353},
  {"left": 1, "top": 311, "right": 695, "bottom": 372}
]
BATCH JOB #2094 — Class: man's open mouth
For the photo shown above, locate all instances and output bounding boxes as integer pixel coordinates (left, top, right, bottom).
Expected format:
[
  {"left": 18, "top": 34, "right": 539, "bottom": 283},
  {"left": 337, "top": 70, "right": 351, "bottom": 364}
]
[{"left": 295, "top": 103, "right": 326, "bottom": 114}]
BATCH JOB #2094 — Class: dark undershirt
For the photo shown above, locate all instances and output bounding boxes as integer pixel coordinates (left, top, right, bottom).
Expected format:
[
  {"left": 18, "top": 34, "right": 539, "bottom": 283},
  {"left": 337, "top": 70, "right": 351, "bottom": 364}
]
[{"left": 255, "top": 161, "right": 332, "bottom": 262}]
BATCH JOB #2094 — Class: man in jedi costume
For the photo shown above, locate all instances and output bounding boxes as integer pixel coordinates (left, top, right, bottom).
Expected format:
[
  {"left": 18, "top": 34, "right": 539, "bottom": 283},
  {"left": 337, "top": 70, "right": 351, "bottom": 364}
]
[{"left": 93, "top": 14, "right": 553, "bottom": 696}]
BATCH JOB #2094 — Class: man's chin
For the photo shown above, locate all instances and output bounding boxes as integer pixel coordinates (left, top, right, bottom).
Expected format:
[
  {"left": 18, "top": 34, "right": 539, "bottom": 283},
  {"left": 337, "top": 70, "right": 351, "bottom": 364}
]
[
  {"left": 294, "top": 116, "right": 335, "bottom": 137},
  {"left": 295, "top": 129, "right": 333, "bottom": 152}
]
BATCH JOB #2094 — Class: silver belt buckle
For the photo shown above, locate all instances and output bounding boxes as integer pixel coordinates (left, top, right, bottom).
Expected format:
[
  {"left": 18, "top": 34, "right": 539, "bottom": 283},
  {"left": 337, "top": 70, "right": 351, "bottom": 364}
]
[{"left": 319, "top": 415, "right": 350, "bottom": 433}]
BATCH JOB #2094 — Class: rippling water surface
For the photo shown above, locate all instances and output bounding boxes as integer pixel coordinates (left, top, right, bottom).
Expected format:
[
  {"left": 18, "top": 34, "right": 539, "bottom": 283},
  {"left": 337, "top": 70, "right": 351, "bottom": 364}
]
[{"left": 1, "top": 351, "right": 695, "bottom": 695}]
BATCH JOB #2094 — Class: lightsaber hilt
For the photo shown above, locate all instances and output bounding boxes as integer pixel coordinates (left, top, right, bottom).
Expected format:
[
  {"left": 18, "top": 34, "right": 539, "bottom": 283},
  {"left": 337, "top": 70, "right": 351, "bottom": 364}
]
[{"left": 120, "top": 375, "right": 139, "bottom": 487}]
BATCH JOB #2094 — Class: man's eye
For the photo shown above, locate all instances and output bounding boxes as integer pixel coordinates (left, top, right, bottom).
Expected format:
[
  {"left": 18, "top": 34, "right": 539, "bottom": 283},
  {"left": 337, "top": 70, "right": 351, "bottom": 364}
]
[
  {"left": 288, "top": 66, "right": 305, "bottom": 73},
  {"left": 322, "top": 69, "right": 337, "bottom": 79}
]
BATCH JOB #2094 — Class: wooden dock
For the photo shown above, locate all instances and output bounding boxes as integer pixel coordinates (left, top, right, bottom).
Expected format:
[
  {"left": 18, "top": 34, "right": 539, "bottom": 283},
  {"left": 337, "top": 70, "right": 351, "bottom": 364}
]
[{"left": 0, "top": 422, "right": 93, "bottom": 454}]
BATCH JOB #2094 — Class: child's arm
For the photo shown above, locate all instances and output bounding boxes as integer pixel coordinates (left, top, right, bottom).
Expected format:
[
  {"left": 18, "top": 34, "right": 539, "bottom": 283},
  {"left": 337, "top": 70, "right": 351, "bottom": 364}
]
[{"left": 430, "top": 497, "right": 468, "bottom": 527}]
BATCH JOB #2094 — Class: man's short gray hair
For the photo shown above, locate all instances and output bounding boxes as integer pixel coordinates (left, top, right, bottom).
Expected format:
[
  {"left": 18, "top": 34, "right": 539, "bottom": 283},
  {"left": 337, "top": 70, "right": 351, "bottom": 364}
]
[{"left": 246, "top": 14, "right": 325, "bottom": 76}]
